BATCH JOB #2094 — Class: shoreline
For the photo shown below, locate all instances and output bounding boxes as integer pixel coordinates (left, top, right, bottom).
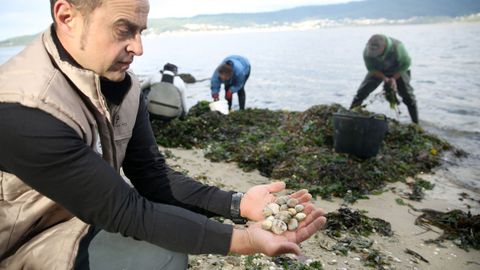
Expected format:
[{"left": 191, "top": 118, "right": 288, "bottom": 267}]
[{"left": 161, "top": 146, "right": 480, "bottom": 269}]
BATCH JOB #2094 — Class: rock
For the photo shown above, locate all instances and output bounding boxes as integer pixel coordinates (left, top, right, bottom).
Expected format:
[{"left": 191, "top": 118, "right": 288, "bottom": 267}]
[
  {"left": 327, "top": 259, "right": 337, "bottom": 265},
  {"left": 178, "top": 73, "right": 196, "bottom": 84}
]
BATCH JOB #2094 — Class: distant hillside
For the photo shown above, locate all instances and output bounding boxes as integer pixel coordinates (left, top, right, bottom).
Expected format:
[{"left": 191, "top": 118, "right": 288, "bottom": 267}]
[
  {"left": 147, "top": 0, "right": 480, "bottom": 33},
  {"left": 0, "top": 34, "right": 38, "bottom": 47},
  {"left": 2, "top": 0, "right": 480, "bottom": 47}
]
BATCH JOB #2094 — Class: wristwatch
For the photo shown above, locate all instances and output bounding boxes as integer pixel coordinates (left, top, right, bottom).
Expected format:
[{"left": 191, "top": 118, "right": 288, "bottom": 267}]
[{"left": 230, "top": 192, "right": 247, "bottom": 224}]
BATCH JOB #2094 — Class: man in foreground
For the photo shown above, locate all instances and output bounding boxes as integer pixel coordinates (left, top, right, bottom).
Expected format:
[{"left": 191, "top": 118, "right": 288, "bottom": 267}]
[{"left": 0, "top": 0, "right": 326, "bottom": 269}]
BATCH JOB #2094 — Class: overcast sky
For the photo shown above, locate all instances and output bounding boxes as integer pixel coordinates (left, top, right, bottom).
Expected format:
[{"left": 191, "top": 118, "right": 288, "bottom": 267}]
[{"left": 0, "top": 0, "right": 358, "bottom": 40}]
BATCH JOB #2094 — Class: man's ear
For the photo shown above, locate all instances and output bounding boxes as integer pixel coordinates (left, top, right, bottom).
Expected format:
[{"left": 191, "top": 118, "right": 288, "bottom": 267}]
[{"left": 53, "top": 0, "right": 80, "bottom": 37}]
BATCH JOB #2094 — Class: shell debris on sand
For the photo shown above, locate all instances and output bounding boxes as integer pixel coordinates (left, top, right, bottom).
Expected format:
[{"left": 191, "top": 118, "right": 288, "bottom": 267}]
[{"left": 261, "top": 195, "right": 307, "bottom": 234}]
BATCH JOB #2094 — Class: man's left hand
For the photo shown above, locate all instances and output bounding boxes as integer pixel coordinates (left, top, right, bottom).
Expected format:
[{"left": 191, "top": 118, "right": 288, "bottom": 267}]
[{"left": 240, "top": 182, "right": 313, "bottom": 221}]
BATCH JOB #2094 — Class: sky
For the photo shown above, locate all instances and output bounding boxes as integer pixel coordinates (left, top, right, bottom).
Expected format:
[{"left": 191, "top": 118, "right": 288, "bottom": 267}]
[{"left": 0, "top": 0, "right": 358, "bottom": 40}]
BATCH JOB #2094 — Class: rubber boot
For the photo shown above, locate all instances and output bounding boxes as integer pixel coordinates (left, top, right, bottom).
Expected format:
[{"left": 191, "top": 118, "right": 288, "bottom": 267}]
[
  {"left": 350, "top": 97, "right": 363, "bottom": 109},
  {"left": 407, "top": 104, "right": 419, "bottom": 124}
]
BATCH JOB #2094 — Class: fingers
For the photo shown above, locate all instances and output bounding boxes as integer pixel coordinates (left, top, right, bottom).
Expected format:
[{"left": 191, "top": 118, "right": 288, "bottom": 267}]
[
  {"left": 267, "top": 181, "right": 286, "bottom": 193},
  {"left": 297, "top": 206, "right": 326, "bottom": 231},
  {"left": 296, "top": 192, "right": 312, "bottom": 204},
  {"left": 299, "top": 203, "right": 315, "bottom": 216},
  {"left": 290, "top": 189, "right": 308, "bottom": 198},
  {"left": 303, "top": 208, "right": 326, "bottom": 226},
  {"left": 289, "top": 189, "right": 312, "bottom": 203},
  {"left": 295, "top": 214, "right": 327, "bottom": 243}
]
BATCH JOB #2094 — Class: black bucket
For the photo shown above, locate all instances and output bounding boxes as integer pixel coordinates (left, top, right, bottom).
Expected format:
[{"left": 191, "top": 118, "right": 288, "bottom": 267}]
[{"left": 332, "top": 112, "right": 389, "bottom": 158}]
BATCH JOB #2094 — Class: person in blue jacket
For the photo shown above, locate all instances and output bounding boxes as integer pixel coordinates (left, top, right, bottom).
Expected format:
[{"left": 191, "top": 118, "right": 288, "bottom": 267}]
[{"left": 211, "top": 55, "right": 251, "bottom": 110}]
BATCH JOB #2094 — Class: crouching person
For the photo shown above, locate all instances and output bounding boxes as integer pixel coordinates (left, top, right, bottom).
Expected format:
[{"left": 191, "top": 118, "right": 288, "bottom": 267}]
[{"left": 142, "top": 62, "right": 188, "bottom": 121}]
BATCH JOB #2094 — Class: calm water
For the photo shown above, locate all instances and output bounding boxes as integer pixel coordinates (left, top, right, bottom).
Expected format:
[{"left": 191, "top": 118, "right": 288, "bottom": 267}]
[{"left": 1, "top": 23, "right": 479, "bottom": 191}]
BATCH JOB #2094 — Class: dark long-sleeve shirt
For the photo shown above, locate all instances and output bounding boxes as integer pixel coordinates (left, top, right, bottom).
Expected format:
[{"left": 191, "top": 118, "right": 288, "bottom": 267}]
[{"left": 0, "top": 85, "right": 234, "bottom": 254}]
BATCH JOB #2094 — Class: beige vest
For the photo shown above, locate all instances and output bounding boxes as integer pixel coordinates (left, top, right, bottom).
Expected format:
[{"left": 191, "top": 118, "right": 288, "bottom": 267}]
[{"left": 0, "top": 27, "right": 140, "bottom": 269}]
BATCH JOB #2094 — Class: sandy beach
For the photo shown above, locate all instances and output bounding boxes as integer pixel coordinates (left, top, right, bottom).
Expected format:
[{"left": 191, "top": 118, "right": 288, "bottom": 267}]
[{"left": 160, "top": 146, "right": 480, "bottom": 270}]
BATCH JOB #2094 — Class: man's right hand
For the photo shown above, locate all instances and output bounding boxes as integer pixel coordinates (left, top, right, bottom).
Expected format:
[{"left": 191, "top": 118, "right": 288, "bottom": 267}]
[
  {"left": 212, "top": 93, "right": 219, "bottom": 101},
  {"left": 229, "top": 205, "right": 326, "bottom": 256}
]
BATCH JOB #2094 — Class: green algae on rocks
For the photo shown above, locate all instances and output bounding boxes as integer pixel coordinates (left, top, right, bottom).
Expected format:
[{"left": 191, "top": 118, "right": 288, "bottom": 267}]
[{"left": 151, "top": 101, "right": 458, "bottom": 201}]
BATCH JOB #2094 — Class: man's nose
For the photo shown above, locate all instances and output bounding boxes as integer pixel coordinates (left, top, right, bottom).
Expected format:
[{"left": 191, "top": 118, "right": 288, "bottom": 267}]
[{"left": 127, "top": 33, "right": 143, "bottom": 56}]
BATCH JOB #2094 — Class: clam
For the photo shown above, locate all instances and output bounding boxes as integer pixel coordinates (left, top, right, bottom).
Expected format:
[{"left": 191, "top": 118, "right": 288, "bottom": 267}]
[
  {"left": 276, "top": 211, "right": 291, "bottom": 223},
  {"left": 271, "top": 219, "right": 287, "bottom": 235},
  {"left": 275, "top": 196, "right": 289, "bottom": 205},
  {"left": 295, "top": 204, "right": 305, "bottom": 212},
  {"left": 266, "top": 203, "right": 280, "bottom": 215},
  {"left": 261, "top": 193, "right": 308, "bottom": 234},
  {"left": 295, "top": 213, "right": 307, "bottom": 221},
  {"left": 287, "top": 218, "right": 299, "bottom": 231},
  {"left": 287, "top": 198, "right": 299, "bottom": 208},
  {"left": 263, "top": 206, "right": 273, "bottom": 217},
  {"left": 262, "top": 220, "right": 273, "bottom": 230}
]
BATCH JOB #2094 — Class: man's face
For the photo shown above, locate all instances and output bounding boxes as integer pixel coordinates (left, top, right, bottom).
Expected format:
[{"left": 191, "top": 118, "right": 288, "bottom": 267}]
[{"left": 72, "top": 0, "right": 149, "bottom": 81}]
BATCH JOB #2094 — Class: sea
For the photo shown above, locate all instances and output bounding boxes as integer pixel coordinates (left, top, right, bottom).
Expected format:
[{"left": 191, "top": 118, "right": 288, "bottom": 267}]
[{"left": 1, "top": 22, "right": 479, "bottom": 195}]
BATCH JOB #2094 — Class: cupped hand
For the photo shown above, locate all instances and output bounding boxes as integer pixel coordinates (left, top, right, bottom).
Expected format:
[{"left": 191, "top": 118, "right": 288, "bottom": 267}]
[
  {"left": 234, "top": 207, "right": 327, "bottom": 256},
  {"left": 240, "top": 182, "right": 285, "bottom": 221},
  {"left": 241, "top": 182, "right": 314, "bottom": 221}
]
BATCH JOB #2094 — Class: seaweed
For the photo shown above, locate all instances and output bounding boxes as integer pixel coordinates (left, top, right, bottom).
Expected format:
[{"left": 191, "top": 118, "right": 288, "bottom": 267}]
[
  {"left": 322, "top": 207, "right": 393, "bottom": 268},
  {"left": 324, "top": 207, "right": 393, "bottom": 238},
  {"left": 272, "top": 256, "right": 324, "bottom": 270},
  {"left": 415, "top": 209, "right": 480, "bottom": 251},
  {"left": 362, "top": 248, "right": 391, "bottom": 269},
  {"left": 383, "top": 83, "right": 400, "bottom": 110},
  {"left": 152, "top": 102, "right": 456, "bottom": 202},
  {"left": 405, "top": 248, "right": 429, "bottom": 264},
  {"left": 243, "top": 254, "right": 324, "bottom": 270},
  {"left": 330, "top": 237, "right": 373, "bottom": 255}
]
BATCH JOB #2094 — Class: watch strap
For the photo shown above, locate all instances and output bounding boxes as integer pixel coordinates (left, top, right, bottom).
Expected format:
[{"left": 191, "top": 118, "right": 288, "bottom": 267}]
[{"left": 230, "top": 192, "right": 247, "bottom": 224}]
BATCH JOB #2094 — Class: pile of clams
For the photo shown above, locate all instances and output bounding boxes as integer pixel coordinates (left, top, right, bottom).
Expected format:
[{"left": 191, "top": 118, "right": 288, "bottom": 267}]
[{"left": 261, "top": 196, "right": 307, "bottom": 235}]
